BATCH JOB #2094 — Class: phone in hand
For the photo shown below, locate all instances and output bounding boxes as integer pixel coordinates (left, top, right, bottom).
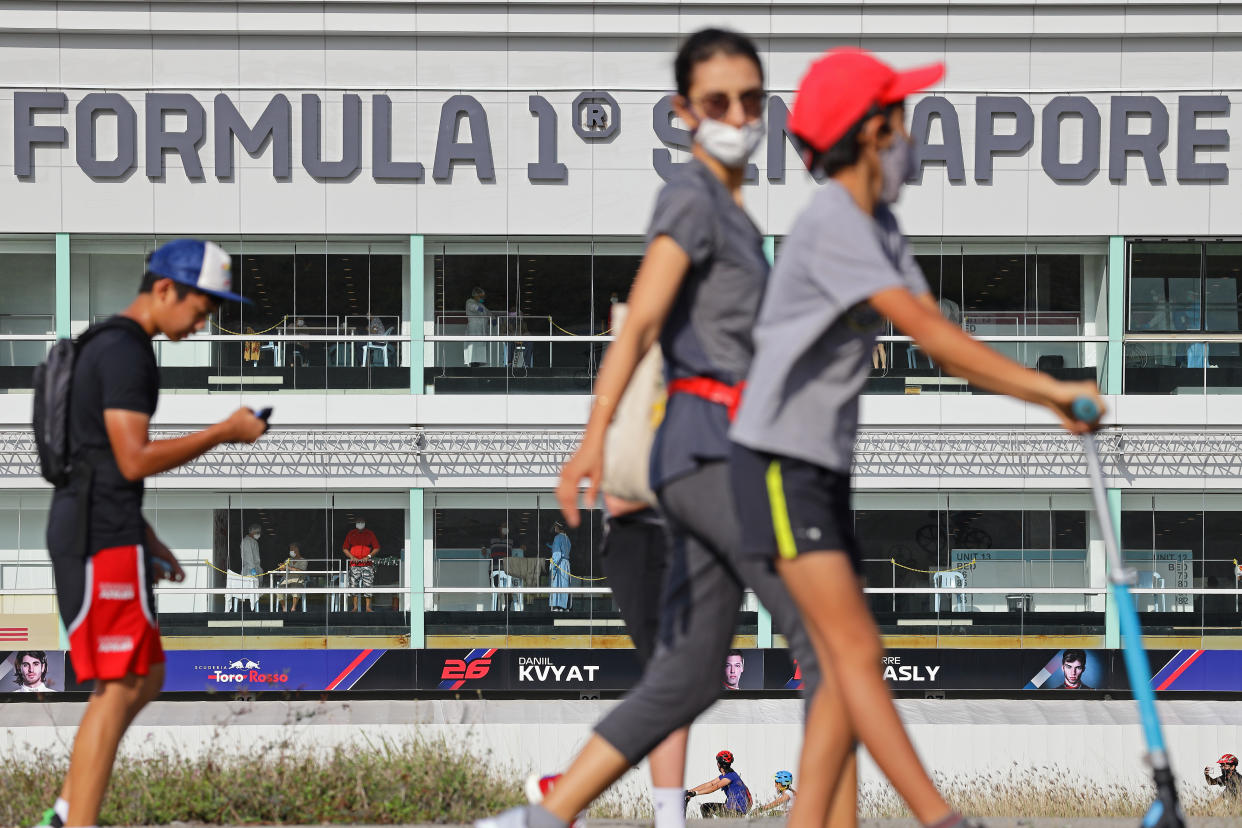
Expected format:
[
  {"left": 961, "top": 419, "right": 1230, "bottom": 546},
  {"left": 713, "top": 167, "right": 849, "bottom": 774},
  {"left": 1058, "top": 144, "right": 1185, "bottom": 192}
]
[
  {"left": 255, "top": 406, "right": 273, "bottom": 433},
  {"left": 151, "top": 556, "right": 177, "bottom": 581}
]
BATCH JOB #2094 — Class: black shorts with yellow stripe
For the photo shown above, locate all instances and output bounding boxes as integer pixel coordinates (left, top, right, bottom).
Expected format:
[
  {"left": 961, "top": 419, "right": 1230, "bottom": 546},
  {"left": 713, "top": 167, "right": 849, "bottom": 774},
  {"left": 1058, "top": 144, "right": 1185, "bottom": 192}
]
[{"left": 729, "top": 442, "right": 862, "bottom": 572}]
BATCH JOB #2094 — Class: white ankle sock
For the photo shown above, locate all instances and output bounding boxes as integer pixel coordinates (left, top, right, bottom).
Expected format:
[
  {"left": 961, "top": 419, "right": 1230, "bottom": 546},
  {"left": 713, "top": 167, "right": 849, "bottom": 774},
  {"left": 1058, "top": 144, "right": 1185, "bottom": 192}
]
[
  {"left": 53, "top": 799, "right": 69, "bottom": 822},
  {"left": 652, "top": 787, "right": 686, "bottom": 828}
]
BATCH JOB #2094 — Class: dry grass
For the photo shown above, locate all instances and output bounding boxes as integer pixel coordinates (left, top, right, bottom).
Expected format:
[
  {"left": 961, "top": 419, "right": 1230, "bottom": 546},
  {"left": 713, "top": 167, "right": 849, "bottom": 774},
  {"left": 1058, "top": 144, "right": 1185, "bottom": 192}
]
[
  {"left": 0, "top": 737, "right": 525, "bottom": 827},
  {"left": 859, "top": 767, "right": 1241, "bottom": 819},
  {"left": 3, "top": 742, "right": 1238, "bottom": 825}
]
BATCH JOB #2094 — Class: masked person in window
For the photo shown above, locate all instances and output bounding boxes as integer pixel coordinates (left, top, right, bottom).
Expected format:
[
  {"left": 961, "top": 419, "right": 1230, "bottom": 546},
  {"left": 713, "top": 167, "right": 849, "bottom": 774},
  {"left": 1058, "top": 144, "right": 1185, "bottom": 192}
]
[
  {"left": 727, "top": 47, "right": 1103, "bottom": 828},
  {"left": 466, "top": 287, "right": 490, "bottom": 367},
  {"left": 343, "top": 518, "right": 380, "bottom": 613},
  {"left": 240, "top": 524, "right": 262, "bottom": 577},
  {"left": 484, "top": 29, "right": 823, "bottom": 828},
  {"left": 547, "top": 521, "right": 572, "bottom": 612},
  {"left": 274, "top": 543, "right": 308, "bottom": 612}
]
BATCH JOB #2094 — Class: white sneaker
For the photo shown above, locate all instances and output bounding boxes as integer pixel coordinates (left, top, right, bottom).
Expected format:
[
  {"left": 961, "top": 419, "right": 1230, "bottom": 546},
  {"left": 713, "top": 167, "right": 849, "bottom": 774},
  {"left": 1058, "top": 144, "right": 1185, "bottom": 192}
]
[{"left": 475, "top": 806, "right": 530, "bottom": 828}]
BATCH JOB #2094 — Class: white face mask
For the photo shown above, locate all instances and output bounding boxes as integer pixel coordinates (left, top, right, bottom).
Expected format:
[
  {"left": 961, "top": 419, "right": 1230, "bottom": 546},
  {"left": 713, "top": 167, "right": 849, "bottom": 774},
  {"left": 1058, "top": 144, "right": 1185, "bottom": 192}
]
[
  {"left": 878, "top": 131, "right": 917, "bottom": 204},
  {"left": 695, "top": 117, "right": 765, "bottom": 169}
]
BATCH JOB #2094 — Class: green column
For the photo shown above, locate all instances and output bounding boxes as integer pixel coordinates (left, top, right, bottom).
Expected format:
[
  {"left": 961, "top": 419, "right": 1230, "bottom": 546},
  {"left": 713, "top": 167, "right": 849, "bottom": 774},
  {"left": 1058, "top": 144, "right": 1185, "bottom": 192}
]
[
  {"left": 1104, "top": 488, "right": 1121, "bottom": 649},
  {"left": 408, "top": 488, "right": 425, "bottom": 648},
  {"left": 409, "top": 235, "right": 425, "bottom": 394},
  {"left": 55, "top": 232, "right": 70, "bottom": 338},
  {"left": 1107, "top": 236, "right": 1124, "bottom": 395},
  {"left": 763, "top": 235, "right": 775, "bottom": 265}
]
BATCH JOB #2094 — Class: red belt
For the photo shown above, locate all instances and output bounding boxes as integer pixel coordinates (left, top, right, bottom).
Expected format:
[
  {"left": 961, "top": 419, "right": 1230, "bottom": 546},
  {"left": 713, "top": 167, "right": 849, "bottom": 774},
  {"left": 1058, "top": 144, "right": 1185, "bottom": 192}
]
[{"left": 667, "top": 377, "right": 746, "bottom": 422}]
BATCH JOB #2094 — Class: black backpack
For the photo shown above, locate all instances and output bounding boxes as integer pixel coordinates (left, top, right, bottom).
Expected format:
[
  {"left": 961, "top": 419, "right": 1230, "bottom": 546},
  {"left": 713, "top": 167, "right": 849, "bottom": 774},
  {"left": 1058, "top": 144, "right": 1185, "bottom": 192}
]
[{"left": 32, "top": 319, "right": 126, "bottom": 487}]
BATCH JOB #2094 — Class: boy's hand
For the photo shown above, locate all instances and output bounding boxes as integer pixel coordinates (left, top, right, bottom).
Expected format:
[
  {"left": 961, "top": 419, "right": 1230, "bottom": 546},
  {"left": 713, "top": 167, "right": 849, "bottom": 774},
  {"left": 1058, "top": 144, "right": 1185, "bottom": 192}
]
[
  {"left": 1046, "top": 381, "right": 1105, "bottom": 434},
  {"left": 222, "top": 407, "right": 268, "bottom": 443},
  {"left": 148, "top": 535, "right": 185, "bottom": 583}
]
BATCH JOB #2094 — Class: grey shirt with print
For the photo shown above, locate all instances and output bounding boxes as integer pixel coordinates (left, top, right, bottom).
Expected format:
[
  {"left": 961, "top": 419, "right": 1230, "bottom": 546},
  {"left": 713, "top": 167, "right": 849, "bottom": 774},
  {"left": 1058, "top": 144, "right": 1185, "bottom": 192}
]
[{"left": 731, "top": 180, "right": 930, "bottom": 473}]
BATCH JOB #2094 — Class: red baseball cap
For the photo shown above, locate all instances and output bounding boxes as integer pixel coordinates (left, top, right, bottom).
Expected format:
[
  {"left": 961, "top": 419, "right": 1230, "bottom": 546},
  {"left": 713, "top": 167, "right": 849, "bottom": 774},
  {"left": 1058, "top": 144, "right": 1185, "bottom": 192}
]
[
  {"left": 1219, "top": 754, "right": 1238, "bottom": 764},
  {"left": 788, "top": 47, "right": 944, "bottom": 153}
]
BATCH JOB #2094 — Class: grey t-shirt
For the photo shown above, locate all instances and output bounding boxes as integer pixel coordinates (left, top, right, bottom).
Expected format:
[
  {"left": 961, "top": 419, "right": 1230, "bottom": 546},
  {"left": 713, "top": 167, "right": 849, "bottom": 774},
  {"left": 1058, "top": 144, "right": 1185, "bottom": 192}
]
[
  {"left": 646, "top": 159, "right": 769, "bottom": 488},
  {"left": 731, "top": 180, "right": 930, "bottom": 472}
]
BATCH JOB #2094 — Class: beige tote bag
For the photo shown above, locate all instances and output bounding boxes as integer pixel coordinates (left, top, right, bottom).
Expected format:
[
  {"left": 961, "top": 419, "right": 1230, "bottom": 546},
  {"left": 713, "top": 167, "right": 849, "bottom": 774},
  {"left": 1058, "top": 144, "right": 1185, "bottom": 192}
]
[{"left": 601, "top": 304, "right": 665, "bottom": 507}]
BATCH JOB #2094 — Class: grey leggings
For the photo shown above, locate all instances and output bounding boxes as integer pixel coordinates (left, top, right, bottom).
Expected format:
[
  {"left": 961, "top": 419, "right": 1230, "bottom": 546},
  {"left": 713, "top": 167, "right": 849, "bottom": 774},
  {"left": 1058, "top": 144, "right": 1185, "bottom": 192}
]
[{"left": 594, "top": 461, "right": 821, "bottom": 764}]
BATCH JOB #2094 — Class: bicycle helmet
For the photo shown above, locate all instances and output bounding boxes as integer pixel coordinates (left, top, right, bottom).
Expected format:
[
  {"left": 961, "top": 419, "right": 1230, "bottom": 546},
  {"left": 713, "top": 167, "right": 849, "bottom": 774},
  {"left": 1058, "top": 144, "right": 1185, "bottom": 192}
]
[
  {"left": 775, "top": 770, "right": 793, "bottom": 787},
  {"left": 1219, "top": 754, "right": 1238, "bottom": 765},
  {"left": 716, "top": 750, "right": 734, "bottom": 767}
]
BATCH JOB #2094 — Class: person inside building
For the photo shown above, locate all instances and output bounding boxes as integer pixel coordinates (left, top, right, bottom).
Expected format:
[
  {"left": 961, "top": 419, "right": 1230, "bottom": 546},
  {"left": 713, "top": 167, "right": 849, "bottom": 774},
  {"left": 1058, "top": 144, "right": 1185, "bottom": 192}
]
[
  {"left": 753, "top": 771, "right": 797, "bottom": 815},
  {"left": 465, "top": 286, "right": 490, "bottom": 367},
  {"left": 1205, "top": 754, "right": 1240, "bottom": 796},
  {"left": 343, "top": 517, "right": 381, "bottom": 613},
  {"left": 684, "top": 750, "right": 752, "bottom": 818},
  {"left": 274, "top": 542, "right": 308, "bottom": 612},
  {"left": 547, "top": 521, "right": 572, "bottom": 612},
  {"left": 13, "top": 651, "right": 52, "bottom": 693},
  {"left": 36, "top": 238, "right": 266, "bottom": 828},
  {"left": 727, "top": 47, "right": 1102, "bottom": 828},
  {"left": 240, "top": 524, "right": 262, "bottom": 576}
]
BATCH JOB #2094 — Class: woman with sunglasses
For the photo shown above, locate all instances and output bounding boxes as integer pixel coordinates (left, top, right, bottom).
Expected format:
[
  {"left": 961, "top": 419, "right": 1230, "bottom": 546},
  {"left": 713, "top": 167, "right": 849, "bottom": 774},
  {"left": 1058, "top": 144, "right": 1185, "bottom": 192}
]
[{"left": 477, "top": 29, "right": 833, "bottom": 828}]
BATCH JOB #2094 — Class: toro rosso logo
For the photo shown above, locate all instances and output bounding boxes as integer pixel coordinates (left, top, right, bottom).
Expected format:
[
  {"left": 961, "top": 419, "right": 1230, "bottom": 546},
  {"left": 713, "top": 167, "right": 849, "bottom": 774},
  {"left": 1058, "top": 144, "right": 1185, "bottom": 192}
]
[
  {"left": 208, "top": 656, "right": 289, "bottom": 685},
  {"left": 439, "top": 648, "right": 496, "bottom": 689}
]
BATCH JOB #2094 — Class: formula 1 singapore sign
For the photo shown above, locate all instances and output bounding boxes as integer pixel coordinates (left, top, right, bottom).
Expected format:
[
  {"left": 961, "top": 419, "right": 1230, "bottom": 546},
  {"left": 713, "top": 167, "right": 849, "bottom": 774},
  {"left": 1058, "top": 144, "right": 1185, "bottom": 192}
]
[{"left": 12, "top": 91, "right": 1231, "bottom": 186}]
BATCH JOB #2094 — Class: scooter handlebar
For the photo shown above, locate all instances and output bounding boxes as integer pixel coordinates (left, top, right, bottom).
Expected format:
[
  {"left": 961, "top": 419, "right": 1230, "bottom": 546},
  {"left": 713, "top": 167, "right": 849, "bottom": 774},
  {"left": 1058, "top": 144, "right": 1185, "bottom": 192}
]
[{"left": 1072, "top": 396, "right": 1101, "bottom": 424}]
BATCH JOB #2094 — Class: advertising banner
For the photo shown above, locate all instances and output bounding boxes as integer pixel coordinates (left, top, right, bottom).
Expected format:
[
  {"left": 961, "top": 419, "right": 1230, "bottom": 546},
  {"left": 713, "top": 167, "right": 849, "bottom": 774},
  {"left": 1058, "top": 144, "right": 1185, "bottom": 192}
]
[
  {"left": 14, "top": 647, "right": 1242, "bottom": 695},
  {"left": 158, "top": 649, "right": 388, "bottom": 693}
]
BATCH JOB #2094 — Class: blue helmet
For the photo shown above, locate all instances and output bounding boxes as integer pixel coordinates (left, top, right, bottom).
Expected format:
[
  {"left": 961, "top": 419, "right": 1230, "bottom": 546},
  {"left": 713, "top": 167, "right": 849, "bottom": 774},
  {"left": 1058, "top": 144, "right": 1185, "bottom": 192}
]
[{"left": 774, "top": 770, "right": 793, "bottom": 787}]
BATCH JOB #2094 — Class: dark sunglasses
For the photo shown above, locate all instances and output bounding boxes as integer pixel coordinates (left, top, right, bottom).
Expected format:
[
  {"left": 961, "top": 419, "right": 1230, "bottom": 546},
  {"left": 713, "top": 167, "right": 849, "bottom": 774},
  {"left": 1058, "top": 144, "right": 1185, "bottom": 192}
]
[{"left": 690, "top": 88, "right": 767, "bottom": 121}]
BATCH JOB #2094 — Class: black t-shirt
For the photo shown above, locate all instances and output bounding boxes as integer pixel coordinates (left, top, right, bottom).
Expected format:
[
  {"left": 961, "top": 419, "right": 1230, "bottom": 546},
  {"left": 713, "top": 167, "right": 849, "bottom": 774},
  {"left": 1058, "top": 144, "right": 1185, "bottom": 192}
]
[{"left": 48, "top": 317, "right": 159, "bottom": 556}]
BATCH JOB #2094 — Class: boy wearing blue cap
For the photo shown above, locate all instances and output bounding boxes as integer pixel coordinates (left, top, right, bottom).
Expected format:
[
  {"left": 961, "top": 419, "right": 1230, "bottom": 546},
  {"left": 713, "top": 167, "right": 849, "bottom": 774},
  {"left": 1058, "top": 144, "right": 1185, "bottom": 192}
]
[{"left": 36, "top": 239, "right": 267, "bottom": 828}]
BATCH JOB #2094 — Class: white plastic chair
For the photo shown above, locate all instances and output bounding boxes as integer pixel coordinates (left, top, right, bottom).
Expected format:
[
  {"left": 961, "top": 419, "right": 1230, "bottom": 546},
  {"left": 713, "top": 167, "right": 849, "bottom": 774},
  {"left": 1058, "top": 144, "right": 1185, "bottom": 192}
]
[
  {"left": 931, "top": 570, "right": 967, "bottom": 612},
  {"left": 362, "top": 326, "right": 394, "bottom": 367}
]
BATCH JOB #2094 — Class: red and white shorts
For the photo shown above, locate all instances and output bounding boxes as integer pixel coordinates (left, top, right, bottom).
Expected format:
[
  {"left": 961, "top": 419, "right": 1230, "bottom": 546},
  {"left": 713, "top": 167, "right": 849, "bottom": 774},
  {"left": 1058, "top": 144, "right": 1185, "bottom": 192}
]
[{"left": 53, "top": 544, "right": 165, "bottom": 682}]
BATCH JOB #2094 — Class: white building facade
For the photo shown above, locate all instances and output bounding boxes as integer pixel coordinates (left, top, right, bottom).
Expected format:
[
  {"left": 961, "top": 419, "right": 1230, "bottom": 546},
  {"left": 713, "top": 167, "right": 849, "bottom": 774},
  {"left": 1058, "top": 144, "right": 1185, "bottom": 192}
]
[{"left": 0, "top": 0, "right": 1240, "bottom": 655}]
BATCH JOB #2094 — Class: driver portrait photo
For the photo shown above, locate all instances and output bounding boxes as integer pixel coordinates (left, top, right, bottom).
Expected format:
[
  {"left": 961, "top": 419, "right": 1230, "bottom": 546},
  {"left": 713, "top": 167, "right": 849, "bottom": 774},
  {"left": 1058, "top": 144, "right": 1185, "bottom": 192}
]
[
  {"left": 1053, "top": 649, "right": 1091, "bottom": 690},
  {"left": 5, "top": 650, "right": 57, "bottom": 693}
]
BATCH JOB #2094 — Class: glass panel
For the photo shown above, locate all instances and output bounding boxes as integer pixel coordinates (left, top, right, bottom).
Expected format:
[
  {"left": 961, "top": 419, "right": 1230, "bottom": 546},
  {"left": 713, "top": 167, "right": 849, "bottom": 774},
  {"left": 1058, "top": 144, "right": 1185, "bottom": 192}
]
[
  {"left": 869, "top": 341, "right": 1104, "bottom": 395},
  {"left": 1129, "top": 241, "right": 1202, "bottom": 332},
  {"left": 1124, "top": 341, "right": 1203, "bottom": 394},
  {"left": 153, "top": 339, "right": 407, "bottom": 392},
  {"left": 1204, "top": 242, "right": 1242, "bottom": 331},
  {"left": 427, "top": 241, "right": 641, "bottom": 395}
]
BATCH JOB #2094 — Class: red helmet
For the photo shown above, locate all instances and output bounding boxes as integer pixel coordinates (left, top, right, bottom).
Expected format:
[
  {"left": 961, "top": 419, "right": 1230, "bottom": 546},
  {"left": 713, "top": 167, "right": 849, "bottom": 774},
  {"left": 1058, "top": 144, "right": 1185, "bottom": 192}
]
[
  {"left": 1218, "top": 754, "right": 1238, "bottom": 765},
  {"left": 716, "top": 750, "right": 734, "bottom": 766}
]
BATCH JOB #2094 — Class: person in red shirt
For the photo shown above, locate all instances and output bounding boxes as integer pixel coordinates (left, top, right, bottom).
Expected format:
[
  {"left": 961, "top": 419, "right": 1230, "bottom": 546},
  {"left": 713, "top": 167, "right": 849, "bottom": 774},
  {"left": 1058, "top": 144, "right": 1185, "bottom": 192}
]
[{"left": 342, "top": 518, "right": 381, "bottom": 612}]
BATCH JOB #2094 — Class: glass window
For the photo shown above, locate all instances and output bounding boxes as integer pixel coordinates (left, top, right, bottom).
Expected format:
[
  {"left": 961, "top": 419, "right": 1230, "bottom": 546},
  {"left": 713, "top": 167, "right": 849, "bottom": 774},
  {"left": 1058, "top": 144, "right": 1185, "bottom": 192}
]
[
  {"left": 1204, "top": 242, "right": 1242, "bottom": 331},
  {"left": 427, "top": 239, "right": 642, "bottom": 394},
  {"left": 0, "top": 238, "right": 56, "bottom": 389},
  {"left": 1129, "top": 241, "right": 1203, "bottom": 332}
]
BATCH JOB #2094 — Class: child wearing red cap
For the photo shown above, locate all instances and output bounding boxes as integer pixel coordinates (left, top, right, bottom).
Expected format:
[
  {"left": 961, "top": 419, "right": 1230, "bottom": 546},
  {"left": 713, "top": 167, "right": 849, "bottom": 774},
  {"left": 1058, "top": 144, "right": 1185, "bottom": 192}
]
[{"left": 729, "top": 48, "right": 1105, "bottom": 828}]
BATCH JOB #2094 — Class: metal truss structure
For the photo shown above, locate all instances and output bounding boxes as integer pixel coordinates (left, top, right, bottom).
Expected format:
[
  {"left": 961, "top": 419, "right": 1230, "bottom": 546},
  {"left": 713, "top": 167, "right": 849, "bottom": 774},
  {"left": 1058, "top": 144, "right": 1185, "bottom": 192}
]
[{"left": 1, "top": 427, "right": 1241, "bottom": 487}]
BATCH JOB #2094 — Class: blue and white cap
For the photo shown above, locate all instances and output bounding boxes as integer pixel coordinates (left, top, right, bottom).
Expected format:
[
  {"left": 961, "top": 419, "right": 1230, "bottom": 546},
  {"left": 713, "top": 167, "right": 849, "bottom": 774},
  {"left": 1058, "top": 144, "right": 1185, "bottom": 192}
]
[{"left": 147, "top": 239, "right": 249, "bottom": 304}]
